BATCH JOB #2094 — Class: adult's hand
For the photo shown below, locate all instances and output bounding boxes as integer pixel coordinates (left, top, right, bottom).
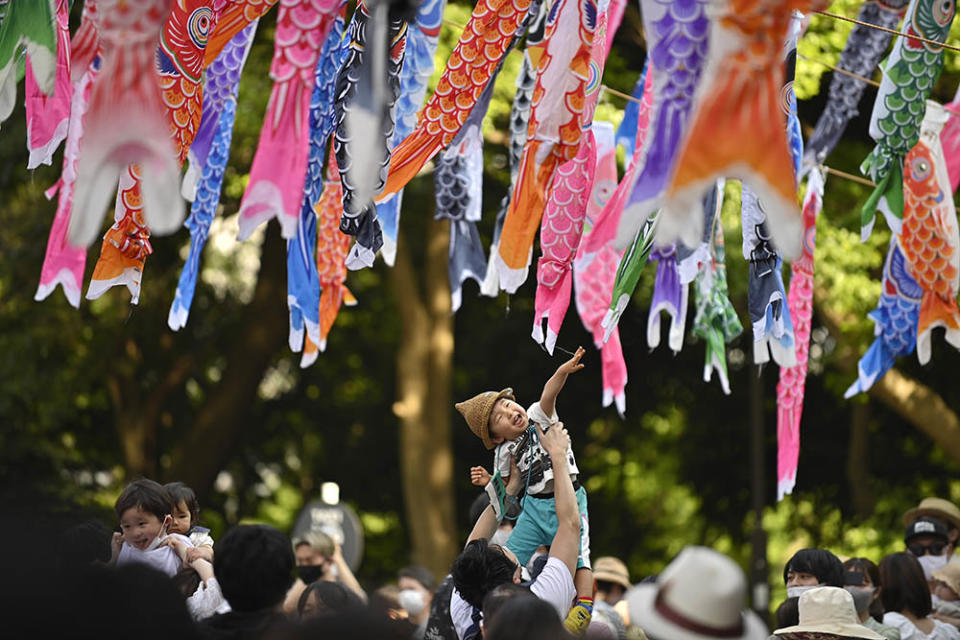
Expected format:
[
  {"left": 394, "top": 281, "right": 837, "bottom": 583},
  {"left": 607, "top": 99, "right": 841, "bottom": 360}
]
[{"left": 538, "top": 422, "right": 569, "bottom": 459}]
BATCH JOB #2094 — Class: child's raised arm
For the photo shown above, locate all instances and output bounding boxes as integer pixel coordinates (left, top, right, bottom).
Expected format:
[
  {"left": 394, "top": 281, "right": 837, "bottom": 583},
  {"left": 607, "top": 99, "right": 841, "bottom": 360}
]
[{"left": 538, "top": 346, "right": 585, "bottom": 417}]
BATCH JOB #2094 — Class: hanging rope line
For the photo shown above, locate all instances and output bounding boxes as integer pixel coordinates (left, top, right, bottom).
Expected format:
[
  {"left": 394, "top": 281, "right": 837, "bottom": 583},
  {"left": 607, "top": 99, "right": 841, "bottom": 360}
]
[
  {"left": 812, "top": 9, "right": 960, "bottom": 54},
  {"left": 599, "top": 84, "right": 642, "bottom": 105},
  {"left": 798, "top": 53, "right": 881, "bottom": 88},
  {"left": 821, "top": 165, "right": 876, "bottom": 188}
]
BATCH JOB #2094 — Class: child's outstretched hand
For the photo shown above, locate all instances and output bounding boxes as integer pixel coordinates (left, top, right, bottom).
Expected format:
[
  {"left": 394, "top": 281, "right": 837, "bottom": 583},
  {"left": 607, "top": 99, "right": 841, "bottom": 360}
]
[
  {"left": 558, "top": 346, "right": 586, "bottom": 375},
  {"left": 110, "top": 532, "right": 123, "bottom": 562},
  {"left": 470, "top": 466, "right": 492, "bottom": 487},
  {"left": 162, "top": 536, "right": 190, "bottom": 564}
]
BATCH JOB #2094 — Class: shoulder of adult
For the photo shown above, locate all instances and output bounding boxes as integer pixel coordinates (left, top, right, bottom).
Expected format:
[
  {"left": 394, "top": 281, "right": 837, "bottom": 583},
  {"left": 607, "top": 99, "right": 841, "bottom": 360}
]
[
  {"left": 450, "top": 589, "right": 474, "bottom": 640},
  {"left": 530, "top": 556, "right": 576, "bottom": 619}
]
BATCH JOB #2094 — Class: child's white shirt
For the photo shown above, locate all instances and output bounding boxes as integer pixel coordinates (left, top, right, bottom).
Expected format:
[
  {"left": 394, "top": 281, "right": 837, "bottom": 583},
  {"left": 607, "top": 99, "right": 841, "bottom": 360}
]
[
  {"left": 188, "top": 528, "right": 215, "bottom": 549},
  {"left": 116, "top": 532, "right": 193, "bottom": 577},
  {"left": 494, "top": 402, "right": 579, "bottom": 496},
  {"left": 186, "top": 577, "right": 231, "bottom": 620}
]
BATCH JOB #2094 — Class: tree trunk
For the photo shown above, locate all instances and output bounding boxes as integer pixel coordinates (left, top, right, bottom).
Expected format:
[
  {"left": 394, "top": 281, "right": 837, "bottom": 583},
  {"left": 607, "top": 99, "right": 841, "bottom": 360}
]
[
  {"left": 846, "top": 400, "right": 874, "bottom": 518},
  {"left": 390, "top": 216, "right": 458, "bottom": 579},
  {"left": 166, "top": 225, "right": 288, "bottom": 499},
  {"left": 871, "top": 368, "right": 960, "bottom": 462},
  {"left": 111, "top": 341, "right": 193, "bottom": 479}
]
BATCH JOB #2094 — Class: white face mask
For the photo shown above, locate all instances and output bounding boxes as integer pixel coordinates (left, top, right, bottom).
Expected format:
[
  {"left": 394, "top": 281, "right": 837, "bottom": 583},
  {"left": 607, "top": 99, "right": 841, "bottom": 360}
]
[
  {"left": 844, "top": 586, "right": 875, "bottom": 614},
  {"left": 144, "top": 516, "right": 171, "bottom": 551},
  {"left": 786, "top": 585, "right": 820, "bottom": 599},
  {"left": 917, "top": 554, "right": 949, "bottom": 581},
  {"left": 398, "top": 589, "right": 427, "bottom": 616}
]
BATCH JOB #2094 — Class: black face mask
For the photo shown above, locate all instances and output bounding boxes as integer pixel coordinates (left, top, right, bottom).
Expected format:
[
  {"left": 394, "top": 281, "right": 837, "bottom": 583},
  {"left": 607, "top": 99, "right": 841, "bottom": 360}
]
[{"left": 297, "top": 565, "right": 325, "bottom": 584}]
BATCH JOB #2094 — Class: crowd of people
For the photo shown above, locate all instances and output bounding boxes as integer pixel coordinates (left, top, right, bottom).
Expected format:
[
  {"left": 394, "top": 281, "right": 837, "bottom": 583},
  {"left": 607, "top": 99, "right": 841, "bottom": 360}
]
[{"left": 14, "top": 351, "right": 960, "bottom": 640}]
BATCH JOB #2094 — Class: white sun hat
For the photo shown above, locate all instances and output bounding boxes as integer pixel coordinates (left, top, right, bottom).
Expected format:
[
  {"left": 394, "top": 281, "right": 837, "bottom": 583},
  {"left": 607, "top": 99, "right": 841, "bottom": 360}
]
[
  {"left": 774, "top": 587, "right": 884, "bottom": 639},
  {"left": 626, "top": 546, "right": 769, "bottom": 640}
]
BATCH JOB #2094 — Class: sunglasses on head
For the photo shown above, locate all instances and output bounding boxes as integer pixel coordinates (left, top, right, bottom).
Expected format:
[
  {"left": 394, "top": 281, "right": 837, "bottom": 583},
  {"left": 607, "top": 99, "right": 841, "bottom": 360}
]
[
  {"left": 490, "top": 544, "right": 522, "bottom": 573},
  {"left": 908, "top": 542, "right": 946, "bottom": 556}
]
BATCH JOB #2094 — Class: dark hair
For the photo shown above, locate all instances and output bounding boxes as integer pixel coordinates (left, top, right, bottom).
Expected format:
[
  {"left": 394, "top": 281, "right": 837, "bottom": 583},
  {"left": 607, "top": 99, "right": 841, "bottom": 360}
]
[
  {"left": 296, "top": 611, "right": 411, "bottom": 640},
  {"left": 783, "top": 548, "right": 844, "bottom": 587},
  {"left": 370, "top": 584, "right": 402, "bottom": 615},
  {"left": 164, "top": 482, "right": 199, "bottom": 524},
  {"left": 296, "top": 580, "right": 364, "bottom": 618},
  {"left": 482, "top": 583, "right": 535, "bottom": 626},
  {"left": 57, "top": 520, "right": 112, "bottom": 572},
  {"left": 214, "top": 524, "right": 294, "bottom": 612},
  {"left": 452, "top": 539, "right": 518, "bottom": 609},
  {"left": 50, "top": 564, "right": 197, "bottom": 639},
  {"left": 399, "top": 566, "right": 436, "bottom": 592},
  {"left": 172, "top": 567, "right": 202, "bottom": 599},
  {"left": 115, "top": 479, "right": 173, "bottom": 522},
  {"left": 844, "top": 557, "right": 884, "bottom": 622},
  {"left": 470, "top": 493, "right": 490, "bottom": 524},
  {"left": 484, "top": 596, "right": 571, "bottom": 640},
  {"left": 879, "top": 552, "right": 932, "bottom": 617},
  {"left": 775, "top": 597, "right": 800, "bottom": 628}
]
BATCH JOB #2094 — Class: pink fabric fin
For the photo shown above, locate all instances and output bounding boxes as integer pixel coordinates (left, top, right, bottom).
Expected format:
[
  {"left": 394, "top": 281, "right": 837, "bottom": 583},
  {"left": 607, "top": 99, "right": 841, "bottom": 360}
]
[
  {"left": 533, "top": 133, "right": 596, "bottom": 352},
  {"left": 237, "top": 1, "right": 336, "bottom": 241},
  {"left": 35, "top": 65, "right": 96, "bottom": 308},
  {"left": 25, "top": 0, "right": 71, "bottom": 170}
]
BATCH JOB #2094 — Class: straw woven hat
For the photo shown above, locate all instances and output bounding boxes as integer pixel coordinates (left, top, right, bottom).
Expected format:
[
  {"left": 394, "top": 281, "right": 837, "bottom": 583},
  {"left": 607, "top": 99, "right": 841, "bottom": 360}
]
[{"left": 455, "top": 388, "right": 515, "bottom": 450}]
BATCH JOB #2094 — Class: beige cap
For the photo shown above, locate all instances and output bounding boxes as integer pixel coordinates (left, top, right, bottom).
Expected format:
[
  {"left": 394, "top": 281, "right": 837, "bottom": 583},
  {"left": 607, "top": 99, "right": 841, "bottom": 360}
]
[
  {"left": 594, "top": 556, "right": 632, "bottom": 590},
  {"left": 775, "top": 587, "right": 883, "bottom": 639},
  {"left": 902, "top": 497, "right": 960, "bottom": 532}
]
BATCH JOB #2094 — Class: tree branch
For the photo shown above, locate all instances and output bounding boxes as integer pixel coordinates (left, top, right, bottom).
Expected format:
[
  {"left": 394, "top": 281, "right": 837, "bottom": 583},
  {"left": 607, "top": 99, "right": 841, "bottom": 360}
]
[{"left": 815, "top": 290, "right": 960, "bottom": 464}]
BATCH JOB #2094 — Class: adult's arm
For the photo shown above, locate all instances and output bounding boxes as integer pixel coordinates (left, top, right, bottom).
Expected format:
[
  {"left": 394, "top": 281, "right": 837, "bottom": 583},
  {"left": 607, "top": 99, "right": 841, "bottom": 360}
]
[
  {"left": 332, "top": 541, "right": 367, "bottom": 602},
  {"left": 466, "top": 457, "right": 522, "bottom": 545},
  {"left": 541, "top": 423, "right": 579, "bottom": 576}
]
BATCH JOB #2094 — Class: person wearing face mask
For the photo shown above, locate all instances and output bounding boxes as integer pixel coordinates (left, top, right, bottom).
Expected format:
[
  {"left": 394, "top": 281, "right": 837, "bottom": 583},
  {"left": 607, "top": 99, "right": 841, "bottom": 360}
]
[
  {"left": 109, "top": 478, "right": 194, "bottom": 578},
  {"left": 879, "top": 553, "right": 960, "bottom": 640},
  {"left": 903, "top": 500, "right": 960, "bottom": 562},
  {"left": 843, "top": 557, "right": 901, "bottom": 640},
  {"left": 283, "top": 530, "right": 366, "bottom": 612},
  {"left": 906, "top": 519, "right": 952, "bottom": 593},
  {"left": 399, "top": 566, "right": 436, "bottom": 639},
  {"left": 784, "top": 548, "right": 845, "bottom": 599}
]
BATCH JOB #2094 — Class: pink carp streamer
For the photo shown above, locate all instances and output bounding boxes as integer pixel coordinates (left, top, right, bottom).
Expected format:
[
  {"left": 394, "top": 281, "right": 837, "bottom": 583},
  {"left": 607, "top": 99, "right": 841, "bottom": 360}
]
[
  {"left": 775, "top": 167, "right": 824, "bottom": 501},
  {"left": 943, "top": 86, "right": 960, "bottom": 193},
  {"left": 237, "top": 0, "right": 339, "bottom": 240},
  {"left": 25, "top": 0, "right": 71, "bottom": 170},
  {"left": 35, "top": 66, "right": 97, "bottom": 308},
  {"left": 533, "top": 3, "right": 613, "bottom": 351},
  {"left": 574, "top": 123, "right": 629, "bottom": 414}
]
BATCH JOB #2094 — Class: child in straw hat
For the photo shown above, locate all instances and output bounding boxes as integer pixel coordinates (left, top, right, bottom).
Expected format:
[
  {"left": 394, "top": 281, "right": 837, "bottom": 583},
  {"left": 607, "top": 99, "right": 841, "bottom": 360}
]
[
  {"left": 455, "top": 346, "right": 594, "bottom": 633},
  {"left": 933, "top": 562, "right": 960, "bottom": 624}
]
